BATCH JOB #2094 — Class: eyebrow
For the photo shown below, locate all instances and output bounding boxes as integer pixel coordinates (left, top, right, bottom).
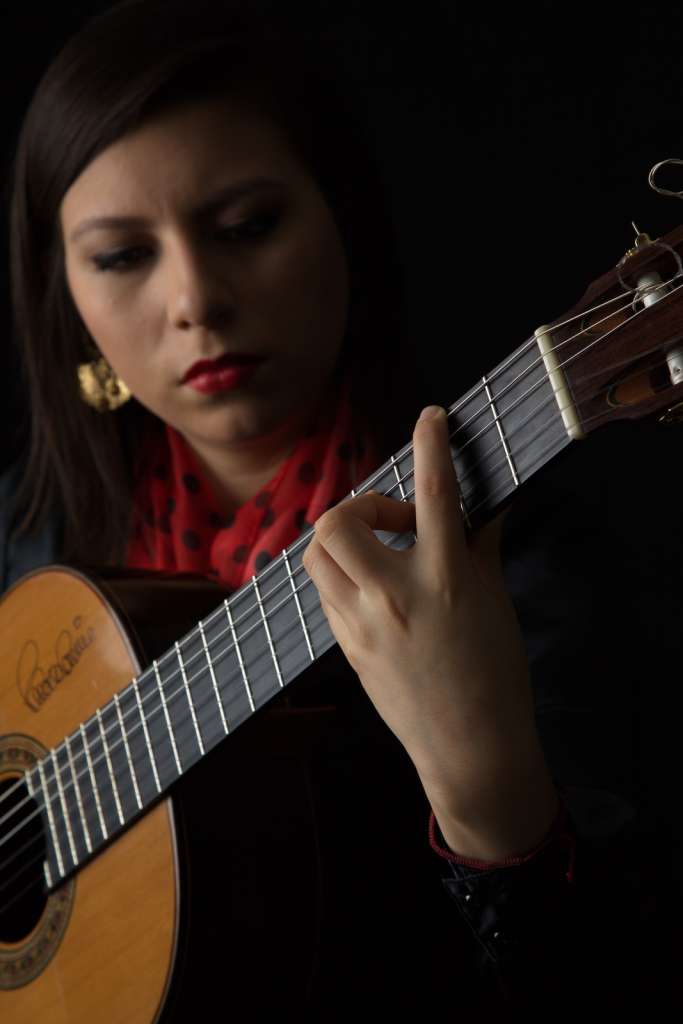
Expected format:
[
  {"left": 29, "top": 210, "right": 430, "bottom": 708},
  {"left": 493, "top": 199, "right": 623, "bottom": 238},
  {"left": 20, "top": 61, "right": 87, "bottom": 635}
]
[{"left": 68, "top": 176, "right": 283, "bottom": 243}]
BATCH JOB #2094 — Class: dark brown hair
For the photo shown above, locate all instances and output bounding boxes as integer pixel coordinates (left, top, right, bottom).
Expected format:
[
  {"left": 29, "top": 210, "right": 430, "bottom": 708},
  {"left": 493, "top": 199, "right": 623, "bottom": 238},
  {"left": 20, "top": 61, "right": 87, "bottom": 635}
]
[{"left": 6, "top": 0, "right": 428, "bottom": 566}]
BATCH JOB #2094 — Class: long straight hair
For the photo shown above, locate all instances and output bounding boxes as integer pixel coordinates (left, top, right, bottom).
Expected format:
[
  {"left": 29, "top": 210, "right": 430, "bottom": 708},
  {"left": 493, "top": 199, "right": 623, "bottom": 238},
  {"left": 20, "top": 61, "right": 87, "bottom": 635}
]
[{"left": 6, "top": 0, "right": 429, "bottom": 566}]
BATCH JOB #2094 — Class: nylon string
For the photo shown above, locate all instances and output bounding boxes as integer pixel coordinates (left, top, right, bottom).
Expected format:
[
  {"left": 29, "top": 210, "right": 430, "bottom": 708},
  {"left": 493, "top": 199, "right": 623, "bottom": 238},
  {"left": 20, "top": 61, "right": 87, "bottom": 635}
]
[{"left": 0, "top": 275, "right": 680, "bottom": 901}]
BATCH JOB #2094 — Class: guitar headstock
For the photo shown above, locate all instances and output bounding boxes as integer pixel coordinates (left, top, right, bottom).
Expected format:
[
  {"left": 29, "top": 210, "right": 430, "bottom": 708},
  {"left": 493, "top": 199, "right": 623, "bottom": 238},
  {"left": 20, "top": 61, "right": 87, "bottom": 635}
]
[{"left": 538, "top": 223, "right": 683, "bottom": 435}]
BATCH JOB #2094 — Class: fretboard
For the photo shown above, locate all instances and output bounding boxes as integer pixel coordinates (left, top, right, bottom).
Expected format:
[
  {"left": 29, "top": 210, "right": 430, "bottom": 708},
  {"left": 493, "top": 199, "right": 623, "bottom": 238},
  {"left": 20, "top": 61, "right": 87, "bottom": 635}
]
[{"left": 30, "top": 333, "right": 573, "bottom": 889}]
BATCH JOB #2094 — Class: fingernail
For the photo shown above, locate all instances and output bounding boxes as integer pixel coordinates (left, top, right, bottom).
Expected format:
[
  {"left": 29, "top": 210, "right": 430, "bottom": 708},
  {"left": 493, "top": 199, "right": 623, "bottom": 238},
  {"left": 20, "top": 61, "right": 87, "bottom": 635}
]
[{"left": 418, "top": 405, "right": 444, "bottom": 421}]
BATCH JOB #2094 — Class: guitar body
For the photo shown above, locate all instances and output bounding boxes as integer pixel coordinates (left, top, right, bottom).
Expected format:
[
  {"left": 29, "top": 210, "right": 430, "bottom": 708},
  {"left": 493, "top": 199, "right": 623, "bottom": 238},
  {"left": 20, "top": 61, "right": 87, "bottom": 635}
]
[
  {"left": 0, "top": 567, "right": 185, "bottom": 1023},
  {"left": 0, "top": 565, "right": 343, "bottom": 1021}
]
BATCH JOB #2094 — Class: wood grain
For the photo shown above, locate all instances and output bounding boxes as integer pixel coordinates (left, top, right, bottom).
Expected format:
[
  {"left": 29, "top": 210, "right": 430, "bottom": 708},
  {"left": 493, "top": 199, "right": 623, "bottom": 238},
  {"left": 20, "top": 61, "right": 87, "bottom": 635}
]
[{"left": 0, "top": 567, "right": 178, "bottom": 1024}]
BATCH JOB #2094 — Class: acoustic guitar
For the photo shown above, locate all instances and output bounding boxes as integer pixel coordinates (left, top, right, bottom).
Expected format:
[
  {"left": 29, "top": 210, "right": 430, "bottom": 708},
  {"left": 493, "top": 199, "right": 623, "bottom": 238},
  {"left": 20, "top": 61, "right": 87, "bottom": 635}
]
[{"left": 1, "top": 225, "right": 682, "bottom": 1021}]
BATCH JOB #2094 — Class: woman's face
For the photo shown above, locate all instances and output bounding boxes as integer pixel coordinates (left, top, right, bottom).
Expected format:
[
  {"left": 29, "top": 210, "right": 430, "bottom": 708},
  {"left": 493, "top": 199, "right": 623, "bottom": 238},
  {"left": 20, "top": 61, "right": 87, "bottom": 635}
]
[{"left": 59, "top": 93, "right": 350, "bottom": 450}]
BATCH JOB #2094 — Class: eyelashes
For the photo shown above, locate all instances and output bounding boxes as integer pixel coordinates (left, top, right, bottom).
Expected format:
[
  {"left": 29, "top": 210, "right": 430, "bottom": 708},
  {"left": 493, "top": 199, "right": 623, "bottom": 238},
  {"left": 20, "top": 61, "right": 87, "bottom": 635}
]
[
  {"left": 91, "top": 211, "right": 282, "bottom": 273},
  {"left": 92, "top": 246, "right": 148, "bottom": 273}
]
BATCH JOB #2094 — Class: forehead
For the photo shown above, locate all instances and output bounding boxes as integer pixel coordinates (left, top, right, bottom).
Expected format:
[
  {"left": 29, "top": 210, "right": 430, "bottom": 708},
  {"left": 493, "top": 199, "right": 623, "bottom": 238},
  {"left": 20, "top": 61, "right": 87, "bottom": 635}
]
[{"left": 60, "top": 94, "right": 307, "bottom": 228}]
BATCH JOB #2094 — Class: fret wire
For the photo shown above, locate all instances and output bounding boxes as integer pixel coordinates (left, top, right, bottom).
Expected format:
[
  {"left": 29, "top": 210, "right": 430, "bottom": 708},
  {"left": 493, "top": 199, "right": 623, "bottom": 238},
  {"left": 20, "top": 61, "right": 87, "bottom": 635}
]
[
  {"left": 456, "top": 381, "right": 558, "bottom": 493},
  {"left": 389, "top": 454, "right": 407, "bottom": 500},
  {"left": 51, "top": 749, "right": 77, "bottom": 869},
  {"left": 460, "top": 387, "right": 567, "bottom": 513},
  {"left": 175, "top": 641, "right": 205, "bottom": 755},
  {"left": 282, "top": 548, "right": 314, "bottom": 662},
  {"left": 456, "top": 364, "right": 539, "bottom": 464},
  {"left": 454, "top": 392, "right": 565, "bottom": 513},
  {"left": 450, "top": 313, "right": 585, "bottom": 470},
  {"left": 1, "top": 319, "right": 597, "bottom": 842},
  {"left": 252, "top": 575, "right": 283, "bottom": 689},
  {"left": 80, "top": 723, "right": 108, "bottom": 840},
  {"left": 96, "top": 708, "right": 124, "bottom": 826},
  {"left": 224, "top": 598, "right": 255, "bottom": 712},
  {"left": 345, "top": 295, "right": 624, "bottom": 482},
  {"left": 152, "top": 659, "right": 182, "bottom": 775},
  {"left": 2, "top": 296, "right": 630, "bottom": 856},
  {"left": 21, "top": 387, "right": 545, "bottom": 839},
  {"left": 1, "top": 378, "right": 559, "bottom": 853},
  {"left": 198, "top": 620, "right": 230, "bottom": 735},
  {"left": 442, "top": 289, "right": 637, "bottom": 450},
  {"left": 402, "top": 409, "right": 570, "bottom": 518},
  {"left": 114, "top": 693, "right": 142, "bottom": 811},
  {"left": 36, "top": 759, "right": 64, "bottom": 879},
  {"left": 64, "top": 733, "right": 92, "bottom": 854},
  {"left": 50, "top": 339, "right": 577, "bottom": 786},
  {"left": 482, "top": 374, "right": 519, "bottom": 487},
  {"left": 390, "top": 453, "right": 418, "bottom": 547},
  {"left": 133, "top": 676, "right": 161, "bottom": 794},
  {"left": 54, "top": 309, "right": 657, "bottom": 813}
]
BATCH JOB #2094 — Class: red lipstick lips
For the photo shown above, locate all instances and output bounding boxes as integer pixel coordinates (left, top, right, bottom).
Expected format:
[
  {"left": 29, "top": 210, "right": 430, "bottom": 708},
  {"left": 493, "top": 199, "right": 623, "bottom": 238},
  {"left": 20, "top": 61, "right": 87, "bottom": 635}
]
[{"left": 182, "top": 353, "right": 264, "bottom": 394}]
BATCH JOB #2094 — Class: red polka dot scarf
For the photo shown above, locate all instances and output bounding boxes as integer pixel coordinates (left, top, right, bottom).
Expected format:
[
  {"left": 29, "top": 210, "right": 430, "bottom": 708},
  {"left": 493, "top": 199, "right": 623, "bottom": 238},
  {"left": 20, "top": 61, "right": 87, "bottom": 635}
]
[{"left": 125, "top": 382, "right": 379, "bottom": 592}]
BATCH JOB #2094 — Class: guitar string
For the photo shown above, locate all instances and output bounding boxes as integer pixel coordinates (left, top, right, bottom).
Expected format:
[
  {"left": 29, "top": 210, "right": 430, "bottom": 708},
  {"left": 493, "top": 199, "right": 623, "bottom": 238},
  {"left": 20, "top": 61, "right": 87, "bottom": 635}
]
[
  {"left": 0, "top": 312, "right": 652, "bottom": 846},
  {"left": 0, "top": 281, "right": 679, "bottom": 869},
  {"left": 0, "top": 861, "right": 45, "bottom": 915},
  {"left": 452, "top": 327, "right": 671, "bottom": 493},
  {"left": 0, "top": 280, "right": 662, "bottom": 825},
  {"left": 0, "top": 375, "right": 663, "bottom": 910},
  {"left": 0, "top": 301, "right": 675, "bottom": 876},
  {"left": 0, "top": 286, "right": 674, "bottom": 849},
  {"left": 0, "top": 341, "right": 672, "bottom": 894}
]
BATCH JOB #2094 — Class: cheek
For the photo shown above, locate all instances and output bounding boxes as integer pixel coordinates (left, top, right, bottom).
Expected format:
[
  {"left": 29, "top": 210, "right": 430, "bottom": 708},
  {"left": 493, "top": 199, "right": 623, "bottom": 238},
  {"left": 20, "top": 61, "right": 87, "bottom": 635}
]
[{"left": 67, "top": 270, "right": 157, "bottom": 388}]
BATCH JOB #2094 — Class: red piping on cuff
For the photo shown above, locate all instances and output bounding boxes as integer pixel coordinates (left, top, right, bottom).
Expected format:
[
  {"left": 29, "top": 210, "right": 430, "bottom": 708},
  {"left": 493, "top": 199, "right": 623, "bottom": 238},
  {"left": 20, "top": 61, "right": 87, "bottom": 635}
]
[{"left": 428, "top": 798, "right": 576, "bottom": 882}]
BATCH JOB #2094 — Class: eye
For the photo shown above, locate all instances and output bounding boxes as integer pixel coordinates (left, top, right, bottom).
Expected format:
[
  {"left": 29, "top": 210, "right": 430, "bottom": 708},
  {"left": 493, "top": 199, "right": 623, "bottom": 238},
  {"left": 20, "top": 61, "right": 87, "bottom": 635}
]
[
  {"left": 91, "top": 211, "right": 282, "bottom": 274},
  {"left": 91, "top": 246, "right": 149, "bottom": 273},
  {"left": 215, "top": 211, "right": 281, "bottom": 242}
]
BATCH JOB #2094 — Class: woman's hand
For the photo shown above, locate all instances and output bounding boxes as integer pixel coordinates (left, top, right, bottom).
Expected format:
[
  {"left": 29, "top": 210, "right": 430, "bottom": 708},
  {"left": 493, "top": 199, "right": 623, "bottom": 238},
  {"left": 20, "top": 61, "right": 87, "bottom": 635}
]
[{"left": 302, "top": 405, "right": 558, "bottom": 859}]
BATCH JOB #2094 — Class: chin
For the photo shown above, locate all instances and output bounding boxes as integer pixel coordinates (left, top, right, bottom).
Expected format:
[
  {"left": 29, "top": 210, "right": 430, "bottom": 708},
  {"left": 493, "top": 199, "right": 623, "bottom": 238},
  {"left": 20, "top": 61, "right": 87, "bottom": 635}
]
[{"left": 195, "top": 401, "right": 296, "bottom": 447}]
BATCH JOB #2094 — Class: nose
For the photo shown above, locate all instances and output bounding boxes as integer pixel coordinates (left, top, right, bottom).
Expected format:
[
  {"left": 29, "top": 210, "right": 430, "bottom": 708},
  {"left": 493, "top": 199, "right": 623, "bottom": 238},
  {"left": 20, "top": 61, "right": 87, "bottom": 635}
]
[{"left": 165, "top": 232, "right": 235, "bottom": 332}]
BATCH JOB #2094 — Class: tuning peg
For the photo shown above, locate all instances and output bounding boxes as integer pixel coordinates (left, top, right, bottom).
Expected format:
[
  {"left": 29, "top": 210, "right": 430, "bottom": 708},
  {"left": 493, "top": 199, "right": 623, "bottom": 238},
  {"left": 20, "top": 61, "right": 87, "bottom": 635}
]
[{"left": 618, "top": 223, "right": 655, "bottom": 265}]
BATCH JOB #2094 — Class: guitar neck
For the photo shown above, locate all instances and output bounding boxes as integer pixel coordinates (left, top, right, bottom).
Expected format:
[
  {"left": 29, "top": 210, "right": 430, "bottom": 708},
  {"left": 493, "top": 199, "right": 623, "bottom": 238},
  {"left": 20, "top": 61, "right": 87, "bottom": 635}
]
[{"left": 31, "top": 332, "right": 574, "bottom": 889}]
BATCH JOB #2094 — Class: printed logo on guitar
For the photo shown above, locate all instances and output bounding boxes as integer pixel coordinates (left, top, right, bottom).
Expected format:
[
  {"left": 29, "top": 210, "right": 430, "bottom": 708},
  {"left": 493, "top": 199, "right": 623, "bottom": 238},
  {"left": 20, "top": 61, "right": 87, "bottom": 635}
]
[{"left": 16, "top": 615, "right": 96, "bottom": 713}]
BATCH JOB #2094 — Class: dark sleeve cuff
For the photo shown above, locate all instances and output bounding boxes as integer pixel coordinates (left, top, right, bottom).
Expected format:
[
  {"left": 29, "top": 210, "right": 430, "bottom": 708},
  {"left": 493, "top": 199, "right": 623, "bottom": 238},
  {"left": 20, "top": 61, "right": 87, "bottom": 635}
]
[
  {"left": 428, "top": 794, "right": 576, "bottom": 880},
  {"left": 429, "top": 794, "right": 578, "bottom": 972}
]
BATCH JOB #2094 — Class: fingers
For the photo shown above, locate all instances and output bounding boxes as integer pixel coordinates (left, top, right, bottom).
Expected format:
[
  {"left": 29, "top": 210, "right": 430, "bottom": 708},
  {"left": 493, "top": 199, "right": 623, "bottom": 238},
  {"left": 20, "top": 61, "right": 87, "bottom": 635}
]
[
  {"left": 412, "top": 405, "right": 467, "bottom": 575},
  {"left": 301, "top": 536, "right": 357, "bottom": 614},
  {"left": 304, "top": 491, "right": 415, "bottom": 592}
]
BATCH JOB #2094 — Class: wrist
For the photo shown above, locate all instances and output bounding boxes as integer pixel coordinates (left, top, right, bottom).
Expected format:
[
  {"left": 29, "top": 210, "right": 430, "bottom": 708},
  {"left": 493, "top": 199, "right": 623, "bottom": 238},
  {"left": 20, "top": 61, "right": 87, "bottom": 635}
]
[
  {"left": 430, "top": 781, "right": 560, "bottom": 862},
  {"left": 416, "top": 725, "right": 559, "bottom": 861},
  {"left": 427, "top": 769, "right": 560, "bottom": 862}
]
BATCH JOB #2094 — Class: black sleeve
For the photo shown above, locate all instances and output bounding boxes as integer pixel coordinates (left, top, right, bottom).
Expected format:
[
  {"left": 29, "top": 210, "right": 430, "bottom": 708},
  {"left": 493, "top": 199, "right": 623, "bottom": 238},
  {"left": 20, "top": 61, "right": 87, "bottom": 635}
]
[{"left": 437, "top": 419, "right": 682, "bottom": 1011}]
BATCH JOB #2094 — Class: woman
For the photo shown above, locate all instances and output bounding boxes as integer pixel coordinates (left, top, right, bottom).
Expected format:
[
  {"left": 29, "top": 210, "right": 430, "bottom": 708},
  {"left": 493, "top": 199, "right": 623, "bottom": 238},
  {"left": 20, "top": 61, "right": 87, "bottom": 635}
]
[{"left": 0, "top": 0, "right": 677, "bottom": 1015}]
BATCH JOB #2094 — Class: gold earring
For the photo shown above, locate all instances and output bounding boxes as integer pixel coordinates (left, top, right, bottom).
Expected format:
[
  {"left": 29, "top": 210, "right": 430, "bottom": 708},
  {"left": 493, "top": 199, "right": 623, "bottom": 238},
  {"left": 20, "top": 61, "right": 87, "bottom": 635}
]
[{"left": 77, "top": 356, "right": 132, "bottom": 412}]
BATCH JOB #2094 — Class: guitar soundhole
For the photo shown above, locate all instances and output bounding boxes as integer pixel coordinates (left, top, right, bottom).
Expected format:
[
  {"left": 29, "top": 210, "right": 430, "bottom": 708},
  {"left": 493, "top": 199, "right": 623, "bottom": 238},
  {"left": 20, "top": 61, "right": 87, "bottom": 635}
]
[{"left": 0, "top": 776, "right": 47, "bottom": 943}]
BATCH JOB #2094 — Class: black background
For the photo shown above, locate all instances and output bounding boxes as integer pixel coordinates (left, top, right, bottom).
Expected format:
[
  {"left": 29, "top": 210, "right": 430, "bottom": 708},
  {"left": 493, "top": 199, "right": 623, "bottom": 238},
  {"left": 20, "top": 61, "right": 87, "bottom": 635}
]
[
  {"left": 3, "top": 1, "right": 683, "bottom": 447},
  {"left": 1, "top": 4, "right": 682, "bottom": 1004}
]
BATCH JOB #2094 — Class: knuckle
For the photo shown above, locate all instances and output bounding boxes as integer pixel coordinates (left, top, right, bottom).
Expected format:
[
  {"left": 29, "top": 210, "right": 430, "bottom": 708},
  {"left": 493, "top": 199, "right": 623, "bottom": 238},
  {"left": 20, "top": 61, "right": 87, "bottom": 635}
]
[
  {"left": 374, "top": 586, "right": 410, "bottom": 632},
  {"left": 314, "top": 508, "right": 340, "bottom": 544},
  {"left": 350, "top": 619, "right": 374, "bottom": 651},
  {"left": 302, "top": 540, "right": 318, "bottom": 576}
]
